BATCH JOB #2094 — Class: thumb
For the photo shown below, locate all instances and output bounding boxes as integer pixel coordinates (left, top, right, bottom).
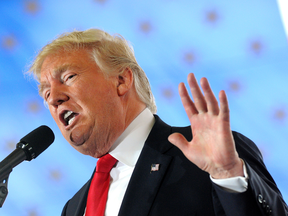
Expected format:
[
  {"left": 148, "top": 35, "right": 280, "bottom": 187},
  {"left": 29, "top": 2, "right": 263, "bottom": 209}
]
[{"left": 168, "top": 132, "right": 189, "bottom": 152}]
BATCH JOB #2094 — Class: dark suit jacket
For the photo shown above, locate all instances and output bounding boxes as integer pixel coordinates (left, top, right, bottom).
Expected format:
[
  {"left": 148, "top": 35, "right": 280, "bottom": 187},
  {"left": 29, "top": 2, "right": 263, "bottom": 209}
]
[{"left": 61, "top": 115, "right": 288, "bottom": 216}]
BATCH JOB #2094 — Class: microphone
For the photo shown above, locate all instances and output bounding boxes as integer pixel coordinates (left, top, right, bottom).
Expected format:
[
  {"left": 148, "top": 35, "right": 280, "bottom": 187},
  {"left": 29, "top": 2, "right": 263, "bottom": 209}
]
[
  {"left": 0, "top": 125, "right": 55, "bottom": 180},
  {"left": 0, "top": 125, "right": 54, "bottom": 207}
]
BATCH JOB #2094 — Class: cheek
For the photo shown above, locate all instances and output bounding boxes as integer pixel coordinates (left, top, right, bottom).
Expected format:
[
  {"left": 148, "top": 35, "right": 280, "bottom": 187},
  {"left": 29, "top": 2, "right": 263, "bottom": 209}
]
[
  {"left": 84, "top": 88, "right": 117, "bottom": 109},
  {"left": 84, "top": 95, "right": 120, "bottom": 126}
]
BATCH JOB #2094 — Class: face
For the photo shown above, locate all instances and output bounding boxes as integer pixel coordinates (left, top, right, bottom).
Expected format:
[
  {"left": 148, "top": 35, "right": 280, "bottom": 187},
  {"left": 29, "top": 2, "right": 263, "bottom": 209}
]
[{"left": 39, "top": 49, "right": 126, "bottom": 158}]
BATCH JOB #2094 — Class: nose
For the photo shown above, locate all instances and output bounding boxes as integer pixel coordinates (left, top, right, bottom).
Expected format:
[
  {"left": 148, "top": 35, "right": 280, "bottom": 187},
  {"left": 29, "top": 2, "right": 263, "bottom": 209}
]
[{"left": 47, "top": 84, "right": 69, "bottom": 107}]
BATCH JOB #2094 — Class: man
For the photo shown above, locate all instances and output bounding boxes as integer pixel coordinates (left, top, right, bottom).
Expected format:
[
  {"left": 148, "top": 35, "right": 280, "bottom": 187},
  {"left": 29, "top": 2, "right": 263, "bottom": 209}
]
[{"left": 29, "top": 28, "right": 288, "bottom": 215}]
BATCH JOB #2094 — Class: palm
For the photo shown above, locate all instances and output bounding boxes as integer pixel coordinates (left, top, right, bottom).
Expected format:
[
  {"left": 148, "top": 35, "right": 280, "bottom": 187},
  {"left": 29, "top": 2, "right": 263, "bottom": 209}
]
[{"left": 169, "top": 73, "right": 243, "bottom": 179}]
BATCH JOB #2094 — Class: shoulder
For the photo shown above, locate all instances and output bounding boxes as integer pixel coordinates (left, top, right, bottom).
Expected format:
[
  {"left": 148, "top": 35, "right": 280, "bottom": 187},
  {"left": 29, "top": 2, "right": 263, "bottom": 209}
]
[
  {"left": 151, "top": 115, "right": 192, "bottom": 139},
  {"left": 232, "top": 131, "right": 264, "bottom": 165}
]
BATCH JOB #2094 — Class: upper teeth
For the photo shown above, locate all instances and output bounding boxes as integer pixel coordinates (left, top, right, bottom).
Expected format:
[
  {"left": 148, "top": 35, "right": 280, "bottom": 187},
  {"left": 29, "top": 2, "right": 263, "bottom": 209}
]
[
  {"left": 64, "top": 111, "right": 73, "bottom": 120},
  {"left": 64, "top": 111, "right": 75, "bottom": 125}
]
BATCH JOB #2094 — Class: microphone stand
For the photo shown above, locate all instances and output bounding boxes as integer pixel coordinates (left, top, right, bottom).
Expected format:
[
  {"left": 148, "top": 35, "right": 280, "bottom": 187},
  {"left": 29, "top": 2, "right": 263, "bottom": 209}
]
[
  {"left": 0, "top": 167, "right": 11, "bottom": 207},
  {"left": 0, "top": 147, "right": 27, "bottom": 207}
]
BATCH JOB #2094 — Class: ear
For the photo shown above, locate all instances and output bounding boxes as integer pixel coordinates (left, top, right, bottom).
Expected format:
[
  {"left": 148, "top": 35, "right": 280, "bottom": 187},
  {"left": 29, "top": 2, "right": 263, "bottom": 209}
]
[{"left": 117, "top": 67, "right": 134, "bottom": 96}]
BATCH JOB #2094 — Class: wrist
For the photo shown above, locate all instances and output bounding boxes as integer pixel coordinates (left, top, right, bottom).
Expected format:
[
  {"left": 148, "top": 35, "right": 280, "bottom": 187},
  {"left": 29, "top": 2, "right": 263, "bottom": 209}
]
[{"left": 211, "top": 158, "right": 244, "bottom": 179}]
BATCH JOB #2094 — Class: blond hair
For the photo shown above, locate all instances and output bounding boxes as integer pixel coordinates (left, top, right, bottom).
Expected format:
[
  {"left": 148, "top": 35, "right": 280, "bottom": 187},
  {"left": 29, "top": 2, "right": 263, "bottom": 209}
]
[{"left": 28, "top": 28, "right": 157, "bottom": 113}]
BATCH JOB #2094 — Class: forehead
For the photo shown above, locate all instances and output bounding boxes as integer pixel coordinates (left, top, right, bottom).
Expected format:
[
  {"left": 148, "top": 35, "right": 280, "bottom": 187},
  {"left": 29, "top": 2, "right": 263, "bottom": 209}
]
[{"left": 40, "top": 49, "right": 91, "bottom": 77}]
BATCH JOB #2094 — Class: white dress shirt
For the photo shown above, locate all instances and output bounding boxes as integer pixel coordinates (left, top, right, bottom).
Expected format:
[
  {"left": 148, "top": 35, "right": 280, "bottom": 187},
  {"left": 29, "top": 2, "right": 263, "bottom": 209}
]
[
  {"left": 106, "top": 108, "right": 155, "bottom": 216},
  {"left": 84, "top": 108, "right": 248, "bottom": 216}
]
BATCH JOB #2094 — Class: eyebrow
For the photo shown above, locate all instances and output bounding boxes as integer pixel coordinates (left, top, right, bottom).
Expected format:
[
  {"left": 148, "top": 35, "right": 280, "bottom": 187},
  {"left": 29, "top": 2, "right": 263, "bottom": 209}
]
[{"left": 38, "top": 64, "right": 76, "bottom": 97}]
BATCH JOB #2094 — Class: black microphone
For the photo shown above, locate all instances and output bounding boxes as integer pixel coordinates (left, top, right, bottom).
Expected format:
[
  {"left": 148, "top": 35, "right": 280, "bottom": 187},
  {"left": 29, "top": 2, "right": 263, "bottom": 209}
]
[{"left": 0, "top": 125, "right": 55, "bottom": 180}]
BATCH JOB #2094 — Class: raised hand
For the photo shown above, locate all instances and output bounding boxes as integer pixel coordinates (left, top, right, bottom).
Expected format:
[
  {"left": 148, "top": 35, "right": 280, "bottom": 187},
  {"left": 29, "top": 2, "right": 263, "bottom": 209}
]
[{"left": 168, "top": 73, "right": 243, "bottom": 179}]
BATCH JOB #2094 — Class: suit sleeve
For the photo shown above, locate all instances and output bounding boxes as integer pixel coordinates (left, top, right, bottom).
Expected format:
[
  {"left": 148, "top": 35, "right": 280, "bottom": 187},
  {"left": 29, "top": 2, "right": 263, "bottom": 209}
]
[{"left": 212, "top": 131, "right": 288, "bottom": 216}]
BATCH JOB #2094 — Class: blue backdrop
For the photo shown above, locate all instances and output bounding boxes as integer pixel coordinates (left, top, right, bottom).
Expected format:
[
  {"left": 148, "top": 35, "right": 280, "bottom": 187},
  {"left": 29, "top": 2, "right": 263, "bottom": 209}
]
[{"left": 0, "top": 1, "right": 287, "bottom": 215}]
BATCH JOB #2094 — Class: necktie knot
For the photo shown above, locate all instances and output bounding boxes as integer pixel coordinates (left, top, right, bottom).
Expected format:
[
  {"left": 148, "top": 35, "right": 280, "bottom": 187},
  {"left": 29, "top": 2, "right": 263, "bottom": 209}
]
[{"left": 96, "top": 154, "right": 117, "bottom": 173}]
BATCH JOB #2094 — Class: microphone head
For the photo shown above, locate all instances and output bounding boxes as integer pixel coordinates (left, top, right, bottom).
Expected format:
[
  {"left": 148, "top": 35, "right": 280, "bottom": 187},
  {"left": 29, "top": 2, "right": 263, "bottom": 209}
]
[{"left": 17, "top": 125, "right": 55, "bottom": 161}]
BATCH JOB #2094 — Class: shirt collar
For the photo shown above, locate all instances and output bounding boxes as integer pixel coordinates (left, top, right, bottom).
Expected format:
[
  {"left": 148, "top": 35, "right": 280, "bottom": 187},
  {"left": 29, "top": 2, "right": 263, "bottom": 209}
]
[{"left": 109, "top": 108, "right": 155, "bottom": 167}]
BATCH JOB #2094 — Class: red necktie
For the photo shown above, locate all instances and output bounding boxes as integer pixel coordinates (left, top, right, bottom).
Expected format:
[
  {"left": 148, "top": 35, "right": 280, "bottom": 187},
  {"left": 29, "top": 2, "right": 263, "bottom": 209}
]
[{"left": 86, "top": 154, "right": 117, "bottom": 216}]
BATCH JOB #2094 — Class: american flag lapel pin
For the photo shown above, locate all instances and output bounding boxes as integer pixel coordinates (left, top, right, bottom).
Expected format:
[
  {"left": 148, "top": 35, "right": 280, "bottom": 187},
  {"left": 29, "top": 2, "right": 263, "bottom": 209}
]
[{"left": 150, "top": 164, "right": 160, "bottom": 173}]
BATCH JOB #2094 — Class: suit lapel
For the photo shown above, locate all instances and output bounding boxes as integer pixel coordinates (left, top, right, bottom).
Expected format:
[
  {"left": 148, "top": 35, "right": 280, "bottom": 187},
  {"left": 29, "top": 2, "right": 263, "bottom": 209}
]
[
  {"left": 118, "top": 115, "right": 174, "bottom": 216},
  {"left": 73, "top": 182, "right": 90, "bottom": 216}
]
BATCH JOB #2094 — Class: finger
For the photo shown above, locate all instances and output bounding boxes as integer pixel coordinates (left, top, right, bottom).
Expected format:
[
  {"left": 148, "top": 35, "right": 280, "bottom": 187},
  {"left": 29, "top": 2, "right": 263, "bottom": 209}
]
[
  {"left": 219, "top": 90, "right": 230, "bottom": 122},
  {"left": 168, "top": 132, "right": 189, "bottom": 152},
  {"left": 179, "top": 82, "right": 198, "bottom": 118},
  {"left": 200, "top": 77, "right": 220, "bottom": 115},
  {"left": 187, "top": 73, "right": 207, "bottom": 113}
]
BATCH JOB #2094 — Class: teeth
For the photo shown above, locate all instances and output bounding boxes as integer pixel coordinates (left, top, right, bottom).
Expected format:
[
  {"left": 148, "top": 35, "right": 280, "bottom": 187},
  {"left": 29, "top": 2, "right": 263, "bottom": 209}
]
[
  {"left": 68, "top": 116, "right": 75, "bottom": 125},
  {"left": 64, "top": 111, "right": 73, "bottom": 120},
  {"left": 63, "top": 110, "right": 76, "bottom": 126}
]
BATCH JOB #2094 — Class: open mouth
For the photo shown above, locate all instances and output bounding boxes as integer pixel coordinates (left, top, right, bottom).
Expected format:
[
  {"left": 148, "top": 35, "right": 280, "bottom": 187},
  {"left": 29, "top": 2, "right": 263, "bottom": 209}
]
[{"left": 63, "top": 110, "right": 78, "bottom": 126}]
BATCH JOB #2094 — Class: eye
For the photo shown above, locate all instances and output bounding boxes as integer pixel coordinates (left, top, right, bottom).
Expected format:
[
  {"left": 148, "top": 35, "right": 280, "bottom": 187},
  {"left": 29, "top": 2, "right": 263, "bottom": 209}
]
[
  {"left": 63, "top": 73, "right": 77, "bottom": 84},
  {"left": 67, "top": 74, "right": 75, "bottom": 80},
  {"left": 44, "top": 91, "right": 50, "bottom": 101}
]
